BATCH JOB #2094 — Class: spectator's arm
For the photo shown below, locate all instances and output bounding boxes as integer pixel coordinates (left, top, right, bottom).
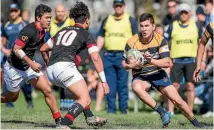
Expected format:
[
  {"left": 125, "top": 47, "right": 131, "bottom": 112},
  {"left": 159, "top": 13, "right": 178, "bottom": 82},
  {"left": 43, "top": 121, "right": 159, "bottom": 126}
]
[{"left": 129, "top": 16, "right": 138, "bottom": 35}]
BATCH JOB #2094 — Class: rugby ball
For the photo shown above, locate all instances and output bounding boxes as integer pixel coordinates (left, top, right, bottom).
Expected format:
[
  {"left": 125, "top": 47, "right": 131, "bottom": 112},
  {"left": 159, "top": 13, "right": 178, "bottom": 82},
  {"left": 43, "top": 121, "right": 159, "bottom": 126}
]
[{"left": 126, "top": 48, "right": 145, "bottom": 65}]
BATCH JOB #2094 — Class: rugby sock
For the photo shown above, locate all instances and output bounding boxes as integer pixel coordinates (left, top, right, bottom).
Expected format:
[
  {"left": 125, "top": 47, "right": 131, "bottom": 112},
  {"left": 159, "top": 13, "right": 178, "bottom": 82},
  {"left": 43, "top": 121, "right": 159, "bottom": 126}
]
[
  {"left": 61, "top": 102, "right": 84, "bottom": 126},
  {"left": 188, "top": 116, "right": 199, "bottom": 126},
  {"left": 53, "top": 111, "right": 61, "bottom": 119},
  {"left": 153, "top": 103, "right": 167, "bottom": 116},
  {"left": 83, "top": 105, "right": 94, "bottom": 118}
]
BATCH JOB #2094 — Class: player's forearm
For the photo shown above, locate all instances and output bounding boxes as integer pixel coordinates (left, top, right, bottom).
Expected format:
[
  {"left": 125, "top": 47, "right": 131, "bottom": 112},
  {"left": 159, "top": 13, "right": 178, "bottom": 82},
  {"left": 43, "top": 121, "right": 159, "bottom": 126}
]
[
  {"left": 41, "top": 51, "right": 49, "bottom": 65},
  {"left": 96, "top": 36, "right": 104, "bottom": 51},
  {"left": 13, "top": 48, "right": 33, "bottom": 66},
  {"left": 150, "top": 58, "right": 170, "bottom": 68},
  {"left": 91, "top": 52, "right": 103, "bottom": 72},
  {"left": 196, "top": 43, "right": 206, "bottom": 68}
]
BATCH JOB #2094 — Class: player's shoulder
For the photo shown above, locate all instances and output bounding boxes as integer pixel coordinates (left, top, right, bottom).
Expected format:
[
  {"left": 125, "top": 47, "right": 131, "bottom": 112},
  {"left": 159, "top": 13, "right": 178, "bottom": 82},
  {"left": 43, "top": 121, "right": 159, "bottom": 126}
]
[
  {"left": 207, "top": 22, "right": 214, "bottom": 31},
  {"left": 20, "top": 23, "right": 36, "bottom": 36},
  {"left": 127, "top": 33, "right": 139, "bottom": 46},
  {"left": 153, "top": 32, "right": 166, "bottom": 46}
]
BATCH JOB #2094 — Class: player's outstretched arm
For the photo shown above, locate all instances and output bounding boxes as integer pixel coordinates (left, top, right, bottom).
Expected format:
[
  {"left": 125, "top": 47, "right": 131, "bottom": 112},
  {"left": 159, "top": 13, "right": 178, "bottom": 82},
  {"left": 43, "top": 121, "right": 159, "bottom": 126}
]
[{"left": 88, "top": 47, "right": 109, "bottom": 95}]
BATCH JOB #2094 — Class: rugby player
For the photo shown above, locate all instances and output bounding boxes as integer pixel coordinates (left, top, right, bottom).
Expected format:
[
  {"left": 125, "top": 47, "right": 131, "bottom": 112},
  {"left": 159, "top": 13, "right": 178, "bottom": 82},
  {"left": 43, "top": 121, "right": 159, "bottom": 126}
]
[
  {"left": 122, "top": 13, "right": 200, "bottom": 127},
  {"left": 1, "top": 4, "right": 62, "bottom": 127},
  {"left": 194, "top": 22, "right": 213, "bottom": 82},
  {"left": 40, "top": 1, "right": 109, "bottom": 128}
]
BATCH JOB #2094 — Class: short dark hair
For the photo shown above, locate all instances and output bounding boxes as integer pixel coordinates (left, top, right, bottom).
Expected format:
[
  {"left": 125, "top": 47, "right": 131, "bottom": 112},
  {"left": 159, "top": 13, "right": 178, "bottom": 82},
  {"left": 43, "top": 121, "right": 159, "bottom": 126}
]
[
  {"left": 139, "top": 13, "right": 155, "bottom": 24},
  {"left": 35, "top": 4, "right": 52, "bottom": 21},
  {"left": 69, "top": 1, "right": 90, "bottom": 24},
  {"left": 167, "top": 0, "right": 177, "bottom": 4}
]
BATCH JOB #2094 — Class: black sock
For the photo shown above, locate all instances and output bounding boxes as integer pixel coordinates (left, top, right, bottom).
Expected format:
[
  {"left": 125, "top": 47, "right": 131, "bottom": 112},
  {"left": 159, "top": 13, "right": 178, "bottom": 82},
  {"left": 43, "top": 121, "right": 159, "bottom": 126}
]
[
  {"left": 83, "top": 105, "right": 94, "bottom": 118},
  {"left": 188, "top": 116, "right": 199, "bottom": 126},
  {"left": 61, "top": 102, "right": 84, "bottom": 126},
  {"left": 153, "top": 103, "right": 167, "bottom": 116}
]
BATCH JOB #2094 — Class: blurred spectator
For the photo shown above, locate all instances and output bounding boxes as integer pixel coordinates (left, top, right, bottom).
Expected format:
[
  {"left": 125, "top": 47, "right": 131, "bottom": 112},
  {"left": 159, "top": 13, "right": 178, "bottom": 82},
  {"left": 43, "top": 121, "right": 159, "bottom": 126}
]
[
  {"left": 155, "top": 24, "right": 164, "bottom": 35},
  {"left": 87, "top": 68, "right": 104, "bottom": 112},
  {"left": 44, "top": 4, "right": 75, "bottom": 110},
  {"left": 196, "top": 6, "right": 206, "bottom": 30},
  {"left": 162, "top": 0, "right": 179, "bottom": 26},
  {"left": 21, "top": 10, "right": 30, "bottom": 24},
  {"left": 205, "top": 0, "right": 213, "bottom": 25},
  {"left": 164, "top": 3, "right": 203, "bottom": 114},
  {"left": 96, "top": 0, "right": 138, "bottom": 114},
  {"left": 1, "top": 3, "right": 33, "bottom": 108}
]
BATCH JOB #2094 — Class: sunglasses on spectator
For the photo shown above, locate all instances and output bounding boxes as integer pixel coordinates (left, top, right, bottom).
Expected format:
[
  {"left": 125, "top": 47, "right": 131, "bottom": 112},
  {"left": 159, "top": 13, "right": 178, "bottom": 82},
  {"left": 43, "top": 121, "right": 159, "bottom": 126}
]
[
  {"left": 180, "top": 11, "right": 189, "bottom": 15},
  {"left": 114, "top": 4, "right": 123, "bottom": 8},
  {"left": 10, "top": 9, "right": 18, "bottom": 13}
]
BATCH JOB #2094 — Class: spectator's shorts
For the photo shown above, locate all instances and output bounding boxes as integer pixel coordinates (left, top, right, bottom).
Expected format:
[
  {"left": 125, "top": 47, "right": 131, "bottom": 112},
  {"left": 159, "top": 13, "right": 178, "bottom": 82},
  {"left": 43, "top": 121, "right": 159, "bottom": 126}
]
[
  {"left": 3, "top": 61, "right": 43, "bottom": 92},
  {"left": 171, "top": 62, "right": 196, "bottom": 83},
  {"left": 46, "top": 62, "right": 83, "bottom": 88},
  {"left": 132, "top": 69, "right": 172, "bottom": 91}
]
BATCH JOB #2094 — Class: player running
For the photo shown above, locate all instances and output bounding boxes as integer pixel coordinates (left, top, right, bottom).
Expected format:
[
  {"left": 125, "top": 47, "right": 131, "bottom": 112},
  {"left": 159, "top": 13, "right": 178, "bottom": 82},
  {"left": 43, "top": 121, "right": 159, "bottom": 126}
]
[
  {"left": 40, "top": 1, "right": 109, "bottom": 128},
  {"left": 194, "top": 22, "right": 213, "bottom": 82},
  {"left": 1, "top": 4, "right": 62, "bottom": 127},
  {"left": 122, "top": 13, "right": 200, "bottom": 127}
]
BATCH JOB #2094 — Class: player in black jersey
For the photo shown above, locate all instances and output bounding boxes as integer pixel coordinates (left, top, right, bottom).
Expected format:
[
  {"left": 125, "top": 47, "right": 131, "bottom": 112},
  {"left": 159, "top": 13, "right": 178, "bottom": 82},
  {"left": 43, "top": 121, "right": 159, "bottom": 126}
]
[
  {"left": 40, "top": 1, "right": 109, "bottom": 128},
  {"left": 1, "top": 4, "right": 62, "bottom": 127}
]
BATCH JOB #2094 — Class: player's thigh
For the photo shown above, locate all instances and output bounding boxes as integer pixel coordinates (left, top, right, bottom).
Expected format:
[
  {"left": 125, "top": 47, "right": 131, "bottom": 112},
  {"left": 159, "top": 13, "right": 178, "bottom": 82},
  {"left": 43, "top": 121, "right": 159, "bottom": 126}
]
[
  {"left": 160, "top": 85, "right": 183, "bottom": 104},
  {"left": 184, "top": 62, "right": 196, "bottom": 83},
  {"left": 170, "top": 62, "right": 183, "bottom": 83},
  {"left": 29, "top": 75, "right": 51, "bottom": 92},
  {"left": 67, "top": 79, "right": 90, "bottom": 100},
  {"left": 132, "top": 79, "right": 151, "bottom": 93},
  {"left": 3, "top": 61, "right": 24, "bottom": 93}
]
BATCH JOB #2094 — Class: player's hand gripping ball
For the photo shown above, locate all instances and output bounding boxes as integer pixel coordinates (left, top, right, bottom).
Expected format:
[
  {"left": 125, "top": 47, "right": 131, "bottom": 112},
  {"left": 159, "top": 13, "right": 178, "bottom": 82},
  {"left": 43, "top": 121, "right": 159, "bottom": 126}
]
[{"left": 126, "top": 49, "right": 145, "bottom": 66}]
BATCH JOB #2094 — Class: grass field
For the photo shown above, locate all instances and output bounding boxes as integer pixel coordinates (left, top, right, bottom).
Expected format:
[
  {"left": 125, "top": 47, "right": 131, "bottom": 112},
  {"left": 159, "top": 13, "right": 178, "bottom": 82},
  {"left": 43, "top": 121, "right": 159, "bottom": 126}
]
[{"left": 1, "top": 91, "right": 213, "bottom": 129}]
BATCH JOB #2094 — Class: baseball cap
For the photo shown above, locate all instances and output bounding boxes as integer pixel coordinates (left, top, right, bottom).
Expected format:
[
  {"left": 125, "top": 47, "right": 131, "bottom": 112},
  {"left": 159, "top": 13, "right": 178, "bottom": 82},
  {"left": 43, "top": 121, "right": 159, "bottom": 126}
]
[
  {"left": 196, "top": 6, "right": 205, "bottom": 15},
  {"left": 178, "top": 3, "right": 191, "bottom": 13},
  {"left": 113, "top": 0, "right": 125, "bottom": 5},
  {"left": 9, "top": 3, "right": 20, "bottom": 10}
]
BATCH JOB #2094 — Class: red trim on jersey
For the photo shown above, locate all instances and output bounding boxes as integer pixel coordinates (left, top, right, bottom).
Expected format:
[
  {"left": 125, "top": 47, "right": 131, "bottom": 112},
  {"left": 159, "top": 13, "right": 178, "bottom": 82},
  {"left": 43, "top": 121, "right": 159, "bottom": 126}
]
[
  {"left": 40, "top": 30, "right": 45, "bottom": 40},
  {"left": 53, "top": 112, "right": 61, "bottom": 119},
  {"left": 75, "top": 23, "right": 84, "bottom": 28},
  {"left": 65, "top": 114, "right": 75, "bottom": 121},
  {"left": 15, "top": 39, "right": 25, "bottom": 47},
  {"left": 51, "top": 37, "right": 54, "bottom": 42},
  {"left": 85, "top": 105, "right": 90, "bottom": 110},
  {"left": 87, "top": 43, "right": 96, "bottom": 48},
  {"left": 34, "top": 22, "right": 43, "bottom": 31}
]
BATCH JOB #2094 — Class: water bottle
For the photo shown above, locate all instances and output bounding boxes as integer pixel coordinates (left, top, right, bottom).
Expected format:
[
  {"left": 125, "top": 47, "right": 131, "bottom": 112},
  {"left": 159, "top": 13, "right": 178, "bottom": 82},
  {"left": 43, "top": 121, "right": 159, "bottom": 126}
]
[{"left": 60, "top": 99, "right": 65, "bottom": 110}]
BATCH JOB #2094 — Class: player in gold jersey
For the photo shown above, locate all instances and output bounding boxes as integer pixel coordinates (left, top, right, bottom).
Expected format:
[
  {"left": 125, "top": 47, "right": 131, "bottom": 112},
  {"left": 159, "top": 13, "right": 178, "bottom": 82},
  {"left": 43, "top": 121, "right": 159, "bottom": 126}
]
[{"left": 122, "top": 13, "right": 200, "bottom": 127}]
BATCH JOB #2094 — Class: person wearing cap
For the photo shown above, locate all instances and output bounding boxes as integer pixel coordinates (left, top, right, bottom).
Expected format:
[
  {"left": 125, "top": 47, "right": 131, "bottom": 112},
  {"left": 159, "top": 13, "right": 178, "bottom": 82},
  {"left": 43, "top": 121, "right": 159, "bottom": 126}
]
[
  {"left": 164, "top": 3, "right": 203, "bottom": 114},
  {"left": 97, "top": 0, "right": 138, "bottom": 114},
  {"left": 1, "top": 3, "right": 33, "bottom": 108}
]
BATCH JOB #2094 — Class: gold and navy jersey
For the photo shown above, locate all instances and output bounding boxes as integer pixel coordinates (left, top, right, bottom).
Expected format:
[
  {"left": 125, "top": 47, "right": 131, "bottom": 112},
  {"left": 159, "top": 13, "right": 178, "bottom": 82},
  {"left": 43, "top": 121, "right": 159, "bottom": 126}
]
[
  {"left": 123, "top": 32, "right": 170, "bottom": 75},
  {"left": 202, "top": 22, "right": 214, "bottom": 44}
]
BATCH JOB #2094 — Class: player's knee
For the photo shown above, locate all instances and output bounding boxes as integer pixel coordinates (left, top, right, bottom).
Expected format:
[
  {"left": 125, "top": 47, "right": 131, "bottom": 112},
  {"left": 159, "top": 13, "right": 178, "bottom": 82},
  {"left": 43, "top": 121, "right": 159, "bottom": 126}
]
[
  {"left": 186, "top": 84, "right": 195, "bottom": 92},
  {"left": 174, "top": 98, "right": 184, "bottom": 107},
  {"left": 42, "top": 88, "right": 53, "bottom": 97},
  {"left": 78, "top": 98, "right": 91, "bottom": 108}
]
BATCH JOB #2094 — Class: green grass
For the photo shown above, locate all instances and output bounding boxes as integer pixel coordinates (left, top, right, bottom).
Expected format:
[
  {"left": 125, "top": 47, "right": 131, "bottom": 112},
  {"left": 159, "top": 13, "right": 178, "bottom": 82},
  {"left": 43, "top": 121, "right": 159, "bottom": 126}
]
[{"left": 1, "top": 91, "right": 213, "bottom": 129}]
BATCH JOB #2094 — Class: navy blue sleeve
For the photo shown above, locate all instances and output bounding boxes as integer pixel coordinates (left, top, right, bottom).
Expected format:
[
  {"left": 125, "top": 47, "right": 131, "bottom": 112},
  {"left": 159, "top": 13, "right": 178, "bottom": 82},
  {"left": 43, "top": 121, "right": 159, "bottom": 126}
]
[
  {"left": 44, "top": 31, "right": 51, "bottom": 42},
  {"left": 129, "top": 16, "right": 138, "bottom": 35},
  {"left": 98, "top": 17, "right": 108, "bottom": 37},
  {"left": 164, "top": 23, "right": 173, "bottom": 41},
  {"left": 196, "top": 22, "right": 203, "bottom": 39},
  {"left": 1, "top": 23, "right": 6, "bottom": 37}
]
